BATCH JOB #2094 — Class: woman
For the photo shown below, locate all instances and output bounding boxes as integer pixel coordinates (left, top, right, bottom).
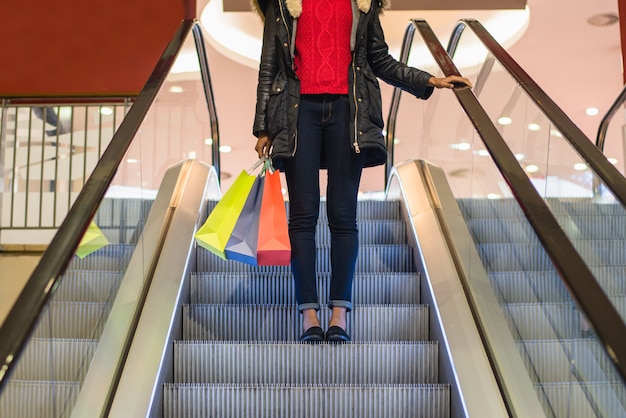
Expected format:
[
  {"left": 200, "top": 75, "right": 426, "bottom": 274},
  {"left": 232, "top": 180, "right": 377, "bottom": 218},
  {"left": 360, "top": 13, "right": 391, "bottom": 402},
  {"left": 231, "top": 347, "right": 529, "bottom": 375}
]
[{"left": 252, "top": 0, "right": 472, "bottom": 343}]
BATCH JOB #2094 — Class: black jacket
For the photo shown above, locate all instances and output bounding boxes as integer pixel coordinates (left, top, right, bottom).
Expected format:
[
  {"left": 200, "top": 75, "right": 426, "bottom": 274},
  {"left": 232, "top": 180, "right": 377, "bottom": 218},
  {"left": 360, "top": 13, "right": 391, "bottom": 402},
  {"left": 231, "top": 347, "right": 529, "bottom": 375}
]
[{"left": 252, "top": 0, "right": 434, "bottom": 168}]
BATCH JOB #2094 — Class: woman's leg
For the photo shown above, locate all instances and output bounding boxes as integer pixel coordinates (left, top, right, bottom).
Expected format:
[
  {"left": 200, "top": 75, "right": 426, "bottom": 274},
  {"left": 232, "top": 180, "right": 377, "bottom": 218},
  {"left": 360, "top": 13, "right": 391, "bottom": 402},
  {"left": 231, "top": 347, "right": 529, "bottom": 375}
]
[
  {"left": 282, "top": 95, "right": 324, "bottom": 336},
  {"left": 322, "top": 95, "right": 365, "bottom": 334}
]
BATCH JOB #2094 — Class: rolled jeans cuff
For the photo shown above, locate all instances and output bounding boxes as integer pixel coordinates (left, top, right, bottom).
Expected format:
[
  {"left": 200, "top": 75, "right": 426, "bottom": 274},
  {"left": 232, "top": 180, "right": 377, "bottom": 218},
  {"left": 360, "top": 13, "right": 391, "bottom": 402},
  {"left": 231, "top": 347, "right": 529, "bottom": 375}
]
[
  {"left": 298, "top": 302, "right": 320, "bottom": 313},
  {"left": 328, "top": 300, "right": 352, "bottom": 312}
]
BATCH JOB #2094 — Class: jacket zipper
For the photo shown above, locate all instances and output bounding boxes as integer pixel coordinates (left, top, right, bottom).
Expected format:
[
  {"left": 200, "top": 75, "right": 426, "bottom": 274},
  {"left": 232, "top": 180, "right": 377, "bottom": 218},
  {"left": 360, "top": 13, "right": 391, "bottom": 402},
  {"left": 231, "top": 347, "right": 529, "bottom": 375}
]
[
  {"left": 351, "top": 59, "right": 361, "bottom": 153},
  {"left": 278, "top": 0, "right": 298, "bottom": 157}
]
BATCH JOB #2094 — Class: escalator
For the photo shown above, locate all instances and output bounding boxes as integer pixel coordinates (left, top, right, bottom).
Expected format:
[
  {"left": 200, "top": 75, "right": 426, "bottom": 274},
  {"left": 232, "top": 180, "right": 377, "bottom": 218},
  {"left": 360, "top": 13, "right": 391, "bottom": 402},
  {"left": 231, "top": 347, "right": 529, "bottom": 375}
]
[
  {"left": 0, "top": 199, "right": 145, "bottom": 417},
  {"left": 460, "top": 196, "right": 626, "bottom": 416},
  {"left": 164, "top": 199, "right": 449, "bottom": 416},
  {"left": 1, "top": 15, "right": 626, "bottom": 418},
  {"left": 387, "top": 18, "right": 626, "bottom": 418}
]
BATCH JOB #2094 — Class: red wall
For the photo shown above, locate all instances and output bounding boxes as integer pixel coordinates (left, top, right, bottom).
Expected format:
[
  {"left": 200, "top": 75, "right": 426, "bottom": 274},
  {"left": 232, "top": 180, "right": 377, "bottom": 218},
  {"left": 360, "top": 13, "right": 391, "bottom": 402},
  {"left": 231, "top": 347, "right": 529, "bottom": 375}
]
[{"left": 0, "top": 0, "right": 195, "bottom": 97}]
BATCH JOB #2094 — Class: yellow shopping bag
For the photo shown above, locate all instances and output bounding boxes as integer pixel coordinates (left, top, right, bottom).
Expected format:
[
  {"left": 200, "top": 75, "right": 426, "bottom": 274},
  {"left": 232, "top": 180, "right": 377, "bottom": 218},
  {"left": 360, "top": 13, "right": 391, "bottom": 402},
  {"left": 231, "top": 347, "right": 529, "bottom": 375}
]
[
  {"left": 195, "top": 159, "right": 265, "bottom": 259},
  {"left": 75, "top": 221, "right": 109, "bottom": 259}
]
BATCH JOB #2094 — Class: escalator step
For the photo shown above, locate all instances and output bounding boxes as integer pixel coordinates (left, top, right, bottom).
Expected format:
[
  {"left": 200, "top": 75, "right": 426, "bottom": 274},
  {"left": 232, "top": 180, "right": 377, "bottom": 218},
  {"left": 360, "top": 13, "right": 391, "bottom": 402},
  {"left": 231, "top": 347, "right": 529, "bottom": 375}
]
[
  {"left": 65, "top": 244, "right": 134, "bottom": 271},
  {"left": 0, "top": 380, "right": 81, "bottom": 418},
  {"left": 53, "top": 270, "right": 123, "bottom": 303},
  {"left": 173, "top": 341, "right": 439, "bottom": 384},
  {"left": 182, "top": 305, "right": 429, "bottom": 342},
  {"left": 190, "top": 272, "right": 420, "bottom": 305},
  {"left": 197, "top": 245, "right": 415, "bottom": 273},
  {"left": 163, "top": 383, "right": 449, "bottom": 418},
  {"left": 518, "top": 339, "right": 620, "bottom": 384},
  {"left": 9, "top": 338, "right": 97, "bottom": 381},
  {"left": 32, "top": 302, "right": 110, "bottom": 340}
]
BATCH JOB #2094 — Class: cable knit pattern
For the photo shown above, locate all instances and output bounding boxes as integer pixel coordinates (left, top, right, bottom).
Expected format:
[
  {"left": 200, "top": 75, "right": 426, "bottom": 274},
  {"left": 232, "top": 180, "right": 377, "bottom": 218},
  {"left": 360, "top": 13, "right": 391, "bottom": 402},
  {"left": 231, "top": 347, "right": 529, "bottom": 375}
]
[{"left": 294, "top": 0, "right": 352, "bottom": 94}]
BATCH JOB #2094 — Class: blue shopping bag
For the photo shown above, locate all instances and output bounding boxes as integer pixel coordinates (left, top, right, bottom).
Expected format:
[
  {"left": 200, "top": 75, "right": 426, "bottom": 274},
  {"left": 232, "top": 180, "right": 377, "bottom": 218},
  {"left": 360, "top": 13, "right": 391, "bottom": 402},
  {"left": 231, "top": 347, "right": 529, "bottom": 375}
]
[{"left": 224, "top": 174, "right": 265, "bottom": 265}]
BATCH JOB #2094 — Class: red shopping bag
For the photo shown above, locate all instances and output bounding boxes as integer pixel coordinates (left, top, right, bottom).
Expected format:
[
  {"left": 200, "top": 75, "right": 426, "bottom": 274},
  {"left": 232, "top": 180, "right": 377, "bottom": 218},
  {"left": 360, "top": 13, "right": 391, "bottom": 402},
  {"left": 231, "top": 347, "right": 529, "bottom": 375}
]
[{"left": 256, "top": 163, "right": 291, "bottom": 266}]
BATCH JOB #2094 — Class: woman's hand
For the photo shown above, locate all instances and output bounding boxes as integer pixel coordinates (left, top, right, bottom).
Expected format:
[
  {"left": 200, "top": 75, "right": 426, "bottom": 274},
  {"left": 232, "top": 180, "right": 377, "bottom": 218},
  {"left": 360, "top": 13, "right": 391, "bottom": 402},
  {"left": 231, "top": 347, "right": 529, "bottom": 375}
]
[
  {"left": 428, "top": 75, "right": 473, "bottom": 89},
  {"left": 255, "top": 133, "right": 272, "bottom": 158}
]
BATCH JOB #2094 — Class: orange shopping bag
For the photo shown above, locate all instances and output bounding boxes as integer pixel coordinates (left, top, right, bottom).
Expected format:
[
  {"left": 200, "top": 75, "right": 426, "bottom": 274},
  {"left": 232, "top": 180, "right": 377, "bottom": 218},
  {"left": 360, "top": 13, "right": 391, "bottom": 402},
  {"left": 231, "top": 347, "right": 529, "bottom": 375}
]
[{"left": 256, "top": 161, "right": 291, "bottom": 266}]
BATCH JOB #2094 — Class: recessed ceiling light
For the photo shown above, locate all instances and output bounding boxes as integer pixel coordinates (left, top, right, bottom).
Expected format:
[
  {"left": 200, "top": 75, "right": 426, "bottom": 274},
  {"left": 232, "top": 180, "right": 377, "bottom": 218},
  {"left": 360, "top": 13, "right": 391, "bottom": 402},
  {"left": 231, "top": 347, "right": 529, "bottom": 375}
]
[
  {"left": 527, "top": 123, "right": 541, "bottom": 131},
  {"left": 515, "top": 153, "right": 524, "bottom": 160},
  {"left": 574, "top": 163, "right": 588, "bottom": 171},
  {"left": 476, "top": 149, "right": 490, "bottom": 157},
  {"left": 549, "top": 129, "right": 563, "bottom": 138},
  {"left": 204, "top": 138, "right": 213, "bottom": 145},
  {"left": 169, "top": 86, "right": 184, "bottom": 93},
  {"left": 585, "top": 107, "right": 599, "bottom": 116},
  {"left": 487, "top": 193, "right": 502, "bottom": 199},
  {"left": 451, "top": 142, "right": 471, "bottom": 150},
  {"left": 100, "top": 107, "right": 113, "bottom": 116},
  {"left": 127, "top": 158, "right": 139, "bottom": 164},
  {"left": 219, "top": 145, "right": 232, "bottom": 153},
  {"left": 525, "top": 164, "right": 539, "bottom": 173},
  {"left": 608, "top": 158, "right": 618, "bottom": 165},
  {"left": 497, "top": 116, "right": 512, "bottom": 125}
]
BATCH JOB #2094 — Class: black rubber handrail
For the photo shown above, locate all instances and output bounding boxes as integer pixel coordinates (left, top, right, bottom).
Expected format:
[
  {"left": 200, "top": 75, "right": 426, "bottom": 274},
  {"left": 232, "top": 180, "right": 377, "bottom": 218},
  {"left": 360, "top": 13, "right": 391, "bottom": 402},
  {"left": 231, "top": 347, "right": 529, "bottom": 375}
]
[
  {"left": 410, "top": 18, "right": 626, "bottom": 388},
  {"left": 0, "top": 18, "right": 220, "bottom": 392},
  {"left": 596, "top": 84, "right": 626, "bottom": 153},
  {"left": 193, "top": 24, "right": 221, "bottom": 180},
  {"left": 450, "top": 19, "right": 626, "bottom": 208}
]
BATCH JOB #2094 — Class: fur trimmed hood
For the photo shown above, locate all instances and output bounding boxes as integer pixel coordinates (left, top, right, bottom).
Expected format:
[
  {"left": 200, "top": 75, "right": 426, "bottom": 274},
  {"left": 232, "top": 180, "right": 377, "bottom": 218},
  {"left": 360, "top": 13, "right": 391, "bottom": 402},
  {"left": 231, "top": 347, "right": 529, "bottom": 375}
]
[{"left": 251, "top": 0, "right": 389, "bottom": 19}]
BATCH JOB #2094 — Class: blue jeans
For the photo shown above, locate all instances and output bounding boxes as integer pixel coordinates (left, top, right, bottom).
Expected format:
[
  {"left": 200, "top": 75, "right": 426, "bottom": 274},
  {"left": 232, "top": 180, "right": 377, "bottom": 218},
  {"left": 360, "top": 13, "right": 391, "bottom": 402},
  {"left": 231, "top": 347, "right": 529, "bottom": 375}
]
[{"left": 283, "top": 94, "right": 365, "bottom": 313}]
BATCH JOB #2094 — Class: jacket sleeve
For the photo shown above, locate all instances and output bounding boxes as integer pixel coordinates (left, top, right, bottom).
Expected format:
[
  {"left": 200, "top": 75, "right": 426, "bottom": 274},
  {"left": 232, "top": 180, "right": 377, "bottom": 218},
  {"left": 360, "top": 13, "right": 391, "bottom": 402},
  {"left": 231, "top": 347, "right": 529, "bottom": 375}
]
[
  {"left": 253, "top": 1, "right": 279, "bottom": 137},
  {"left": 366, "top": 5, "right": 434, "bottom": 100}
]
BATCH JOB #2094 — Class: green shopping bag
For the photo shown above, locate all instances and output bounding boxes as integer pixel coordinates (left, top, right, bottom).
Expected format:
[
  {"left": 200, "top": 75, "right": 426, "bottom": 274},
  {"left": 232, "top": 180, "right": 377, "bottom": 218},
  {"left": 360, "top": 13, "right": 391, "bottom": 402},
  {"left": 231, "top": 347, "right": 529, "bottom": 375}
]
[
  {"left": 195, "top": 159, "right": 265, "bottom": 259},
  {"left": 75, "top": 221, "right": 109, "bottom": 259}
]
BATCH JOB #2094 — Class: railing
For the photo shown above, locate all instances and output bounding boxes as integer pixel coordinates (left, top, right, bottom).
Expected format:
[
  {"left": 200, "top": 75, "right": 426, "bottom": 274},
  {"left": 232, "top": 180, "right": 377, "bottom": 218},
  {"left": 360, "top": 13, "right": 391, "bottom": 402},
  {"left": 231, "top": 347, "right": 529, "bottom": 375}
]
[
  {"left": 0, "top": 99, "right": 130, "bottom": 245},
  {"left": 0, "top": 18, "right": 220, "bottom": 412}
]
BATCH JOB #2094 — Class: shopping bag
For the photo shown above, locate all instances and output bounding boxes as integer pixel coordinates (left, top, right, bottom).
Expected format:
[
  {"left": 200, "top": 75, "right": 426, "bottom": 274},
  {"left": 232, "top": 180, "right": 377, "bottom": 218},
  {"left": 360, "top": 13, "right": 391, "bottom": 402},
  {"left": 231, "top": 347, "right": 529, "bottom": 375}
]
[
  {"left": 195, "top": 162, "right": 262, "bottom": 259},
  {"left": 75, "top": 221, "right": 109, "bottom": 259},
  {"left": 224, "top": 174, "right": 265, "bottom": 265},
  {"left": 257, "top": 163, "right": 291, "bottom": 266}
]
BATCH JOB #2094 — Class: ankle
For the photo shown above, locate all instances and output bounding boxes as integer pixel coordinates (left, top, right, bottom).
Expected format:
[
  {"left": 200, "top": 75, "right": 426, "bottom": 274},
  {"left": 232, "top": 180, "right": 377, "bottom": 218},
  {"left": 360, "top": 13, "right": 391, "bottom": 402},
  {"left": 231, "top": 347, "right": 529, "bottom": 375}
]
[
  {"left": 301, "top": 308, "right": 320, "bottom": 331},
  {"left": 328, "top": 307, "right": 347, "bottom": 330}
]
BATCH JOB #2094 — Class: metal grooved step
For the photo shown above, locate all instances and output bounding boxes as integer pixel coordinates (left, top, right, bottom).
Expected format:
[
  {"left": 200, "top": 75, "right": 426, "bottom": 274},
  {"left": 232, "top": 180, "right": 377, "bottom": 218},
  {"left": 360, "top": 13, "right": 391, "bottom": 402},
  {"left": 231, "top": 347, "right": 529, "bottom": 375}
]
[
  {"left": 165, "top": 200, "right": 450, "bottom": 417},
  {"left": 0, "top": 242, "right": 134, "bottom": 418},
  {"left": 458, "top": 198, "right": 626, "bottom": 417},
  {"left": 164, "top": 384, "right": 450, "bottom": 418}
]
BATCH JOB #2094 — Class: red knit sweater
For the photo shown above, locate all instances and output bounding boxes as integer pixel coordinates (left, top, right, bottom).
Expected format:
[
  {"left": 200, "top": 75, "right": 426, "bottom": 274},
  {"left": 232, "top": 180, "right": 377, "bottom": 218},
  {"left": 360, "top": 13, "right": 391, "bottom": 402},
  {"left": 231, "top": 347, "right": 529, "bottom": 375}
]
[{"left": 294, "top": 0, "right": 353, "bottom": 94}]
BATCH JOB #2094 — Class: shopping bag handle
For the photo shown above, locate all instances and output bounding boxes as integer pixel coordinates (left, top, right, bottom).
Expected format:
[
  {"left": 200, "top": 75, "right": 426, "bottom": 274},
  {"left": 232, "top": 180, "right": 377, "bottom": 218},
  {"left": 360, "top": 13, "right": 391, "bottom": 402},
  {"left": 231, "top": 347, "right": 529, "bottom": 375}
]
[{"left": 247, "top": 157, "right": 267, "bottom": 175}]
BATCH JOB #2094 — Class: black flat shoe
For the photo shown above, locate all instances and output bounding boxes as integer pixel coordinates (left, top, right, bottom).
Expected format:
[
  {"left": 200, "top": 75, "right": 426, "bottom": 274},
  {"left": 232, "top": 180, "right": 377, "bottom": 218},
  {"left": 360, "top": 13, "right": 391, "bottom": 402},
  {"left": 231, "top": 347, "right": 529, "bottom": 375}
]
[
  {"left": 300, "top": 326, "right": 325, "bottom": 343},
  {"left": 326, "top": 326, "right": 350, "bottom": 343}
]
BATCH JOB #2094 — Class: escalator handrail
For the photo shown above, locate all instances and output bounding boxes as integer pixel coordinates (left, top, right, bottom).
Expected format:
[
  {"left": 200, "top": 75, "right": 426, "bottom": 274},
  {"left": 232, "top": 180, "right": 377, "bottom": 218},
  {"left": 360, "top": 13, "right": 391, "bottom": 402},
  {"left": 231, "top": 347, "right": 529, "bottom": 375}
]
[
  {"left": 193, "top": 24, "right": 221, "bottom": 182},
  {"left": 451, "top": 19, "right": 626, "bottom": 208},
  {"left": 596, "top": 83, "right": 626, "bottom": 152},
  {"left": 0, "top": 18, "right": 220, "bottom": 393},
  {"left": 411, "top": 17, "right": 626, "bottom": 392}
]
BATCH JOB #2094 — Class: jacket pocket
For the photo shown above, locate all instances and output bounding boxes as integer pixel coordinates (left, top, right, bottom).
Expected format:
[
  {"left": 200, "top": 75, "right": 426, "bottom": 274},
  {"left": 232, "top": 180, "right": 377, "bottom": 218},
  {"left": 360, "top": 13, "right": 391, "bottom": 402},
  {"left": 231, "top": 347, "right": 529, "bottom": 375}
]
[
  {"left": 267, "top": 75, "right": 288, "bottom": 139},
  {"left": 361, "top": 68, "right": 384, "bottom": 129}
]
